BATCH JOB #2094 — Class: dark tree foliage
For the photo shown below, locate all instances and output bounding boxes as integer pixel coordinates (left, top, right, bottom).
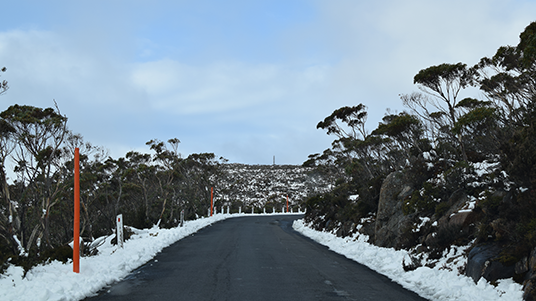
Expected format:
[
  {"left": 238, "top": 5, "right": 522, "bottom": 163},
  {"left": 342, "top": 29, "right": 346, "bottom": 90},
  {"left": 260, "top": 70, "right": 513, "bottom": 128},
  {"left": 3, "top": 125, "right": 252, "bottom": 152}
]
[
  {"left": 304, "top": 22, "right": 536, "bottom": 271},
  {"left": 0, "top": 106, "right": 227, "bottom": 273},
  {"left": 317, "top": 104, "right": 368, "bottom": 140}
]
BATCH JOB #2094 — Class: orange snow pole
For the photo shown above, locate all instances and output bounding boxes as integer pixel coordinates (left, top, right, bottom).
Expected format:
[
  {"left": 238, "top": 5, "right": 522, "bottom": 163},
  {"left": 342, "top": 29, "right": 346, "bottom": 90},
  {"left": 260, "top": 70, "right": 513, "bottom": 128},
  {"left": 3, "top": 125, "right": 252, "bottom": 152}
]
[
  {"left": 73, "top": 148, "right": 80, "bottom": 273},
  {"left": 286, "top": 195, "right": 289, "bottom": 213},
  {"left": 210, "top": 187, "right": 214, "bottom": 216}
]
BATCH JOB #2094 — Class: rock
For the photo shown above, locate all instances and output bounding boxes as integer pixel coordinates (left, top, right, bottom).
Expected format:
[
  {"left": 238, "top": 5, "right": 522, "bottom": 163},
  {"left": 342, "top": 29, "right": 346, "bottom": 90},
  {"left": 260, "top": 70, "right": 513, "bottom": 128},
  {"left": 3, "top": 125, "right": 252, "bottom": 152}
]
[
  {"left": 523, "top": 273, "right": 536, "bottom": 301},
  {"left": 423, "top": 232, "right": 437, "bottom": 247},
  {"left": 357, "top": 218, "right": 376, "bottom": 239},
  {"left": 374, "top": 171, "right": 416, "bottom": 248},
  {"left": 425, "top": 190, "right": 480, "bottom": 249},
  {"left": 490, "top": 218, "right": 508, "bottom": 240},
  {"left": 448, "top": 211, "right": 476, "bottom": 228},
  {"left": 336, "top": 222, "right": 354, "bottom": 237},
  {"left": 516, "top": 256, "right": 529, "bottom": 275},
  {"left": 449, "top": 189, "right": 468, "bottom": 207},
  {"left": 435, "top": 190, "right": 469, "bottom": 230},
  {"left": 523, "top": 278, "right": 536, "bottom": 301},
  {"left": 529, "top": 247, "right": 536, "bottom": 271},
  {"left": 466, "top": 243, "right": 515, "bottom": 283}
]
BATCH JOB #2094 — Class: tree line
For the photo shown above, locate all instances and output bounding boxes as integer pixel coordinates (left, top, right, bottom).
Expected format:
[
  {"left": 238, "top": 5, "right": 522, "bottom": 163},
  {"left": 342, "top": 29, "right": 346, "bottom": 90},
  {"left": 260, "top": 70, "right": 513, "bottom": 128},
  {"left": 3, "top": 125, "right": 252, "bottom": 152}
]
[
  {"left": 0, "top": 95, "right": 227, "bottom": 270},
  {"left": 304, "top": 21, "right": 536, "bottom": 258}
]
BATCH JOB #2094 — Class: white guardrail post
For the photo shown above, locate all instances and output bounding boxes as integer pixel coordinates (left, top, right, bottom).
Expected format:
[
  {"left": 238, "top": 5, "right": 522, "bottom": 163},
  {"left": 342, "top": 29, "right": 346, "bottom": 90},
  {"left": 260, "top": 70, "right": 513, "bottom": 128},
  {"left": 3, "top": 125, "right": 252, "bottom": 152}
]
[{"left": 116, "top": 214, "right": 124, "bottom": 248}]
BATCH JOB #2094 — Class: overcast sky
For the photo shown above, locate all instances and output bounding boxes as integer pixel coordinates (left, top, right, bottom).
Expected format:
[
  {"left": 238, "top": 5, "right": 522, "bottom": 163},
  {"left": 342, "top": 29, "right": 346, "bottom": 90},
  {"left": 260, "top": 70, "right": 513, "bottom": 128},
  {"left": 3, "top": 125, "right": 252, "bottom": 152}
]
[{"left": 0, "top": 0, "right": 535, "bottom": 165}]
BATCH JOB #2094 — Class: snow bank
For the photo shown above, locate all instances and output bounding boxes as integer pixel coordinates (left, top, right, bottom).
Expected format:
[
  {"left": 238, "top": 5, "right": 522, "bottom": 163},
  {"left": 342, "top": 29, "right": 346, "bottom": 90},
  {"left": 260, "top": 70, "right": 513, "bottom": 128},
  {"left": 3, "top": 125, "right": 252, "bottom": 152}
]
[
  {"left": 2, "top": 214, "right": 523, "bottom": 300},
  {"left": 292, "top": 219, "right": 524, "bottom": 301},
  {"left": 0, "top": 214, "right": 234, "bottom": 301}
]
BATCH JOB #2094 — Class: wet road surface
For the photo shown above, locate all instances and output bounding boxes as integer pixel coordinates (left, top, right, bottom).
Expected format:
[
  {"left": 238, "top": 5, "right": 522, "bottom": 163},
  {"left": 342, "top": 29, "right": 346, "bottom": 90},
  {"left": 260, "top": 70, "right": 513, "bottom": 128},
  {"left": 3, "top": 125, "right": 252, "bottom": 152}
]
[{"left": 86, "top": 215, "right": 427, "bottom": 301}]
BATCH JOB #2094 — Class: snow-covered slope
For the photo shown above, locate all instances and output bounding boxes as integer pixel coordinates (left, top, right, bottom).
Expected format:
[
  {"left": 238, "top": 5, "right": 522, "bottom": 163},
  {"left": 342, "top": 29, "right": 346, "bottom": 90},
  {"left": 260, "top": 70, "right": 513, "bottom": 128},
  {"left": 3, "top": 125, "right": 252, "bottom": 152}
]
[{"left": 216, "top": 164, "right": 333, "bottom": 209}]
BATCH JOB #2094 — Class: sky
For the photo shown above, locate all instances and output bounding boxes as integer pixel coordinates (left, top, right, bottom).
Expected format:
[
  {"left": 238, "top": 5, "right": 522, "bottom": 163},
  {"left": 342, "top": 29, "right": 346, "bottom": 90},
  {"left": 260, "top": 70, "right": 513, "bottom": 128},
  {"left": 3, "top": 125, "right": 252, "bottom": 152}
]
[{"left": 0, "top": 0, "right": 535, "bottom": 165}]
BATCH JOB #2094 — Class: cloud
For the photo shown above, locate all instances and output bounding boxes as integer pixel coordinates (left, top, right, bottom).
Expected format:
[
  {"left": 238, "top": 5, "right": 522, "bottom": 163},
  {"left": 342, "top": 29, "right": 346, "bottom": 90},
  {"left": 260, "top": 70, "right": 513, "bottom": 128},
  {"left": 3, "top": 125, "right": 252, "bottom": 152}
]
[
  {"left": 1, "top": 1, "right": 535, "bottom": 165},
  {"left": 0, "top": 30, "right": 150, "bottom": 156},
  {"left": 0, "top": 29, "right": 145, "bottom": 108},
  {"left": 0, "top": 28, "right": 335, "bottom": 163},
  {"left": 311, "top": 0, "right": 536, "bottom": 123},
  {"left": 131, "top": 59, "right": 332, "bottom": 115}
]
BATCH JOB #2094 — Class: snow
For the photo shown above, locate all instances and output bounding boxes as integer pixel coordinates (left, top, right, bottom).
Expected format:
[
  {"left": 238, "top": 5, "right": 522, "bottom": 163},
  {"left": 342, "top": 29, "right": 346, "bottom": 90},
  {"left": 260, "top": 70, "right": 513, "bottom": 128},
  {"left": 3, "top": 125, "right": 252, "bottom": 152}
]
[
  {"left": 292, "top": 219, "right": 524, "bottom": 301},
  {"left": 1, "top": 214, "right": 525, "bottom": 300},
  {"left": 472, "top": 161, "right": 500, "bottom": 177},
  {"left": 0, "top": 214, "right": 235, "bottom": 301},
  {"left": 414, "top": 217, "right": 430, "bottom": 232}
]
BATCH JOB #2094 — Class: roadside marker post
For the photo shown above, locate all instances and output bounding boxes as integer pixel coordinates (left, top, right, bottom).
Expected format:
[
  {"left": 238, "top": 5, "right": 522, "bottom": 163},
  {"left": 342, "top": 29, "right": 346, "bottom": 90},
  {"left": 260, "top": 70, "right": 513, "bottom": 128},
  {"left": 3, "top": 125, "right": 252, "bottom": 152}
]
[
  {"left": 286, "top": 195, "right": 289, "bottom": 213},
  {"left": 116, "top": 214, "right": 124, "bottom": 248},
  {"left": 180, "top": 209, "right": 184, "bottom": 227},
  {"left": 210, "top": 187, "right": 214, "bottom": 216},
  {"left": 73, "top": 148, "right": 80, "bottom": 273}
]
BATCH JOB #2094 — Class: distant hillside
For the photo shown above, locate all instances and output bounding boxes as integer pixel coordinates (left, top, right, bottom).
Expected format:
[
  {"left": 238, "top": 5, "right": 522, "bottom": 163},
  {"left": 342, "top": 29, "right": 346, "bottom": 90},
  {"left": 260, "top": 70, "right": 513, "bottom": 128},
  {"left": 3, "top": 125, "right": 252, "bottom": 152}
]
[{"left": 214, "top": 164, "right": 334, "bottom": 212}]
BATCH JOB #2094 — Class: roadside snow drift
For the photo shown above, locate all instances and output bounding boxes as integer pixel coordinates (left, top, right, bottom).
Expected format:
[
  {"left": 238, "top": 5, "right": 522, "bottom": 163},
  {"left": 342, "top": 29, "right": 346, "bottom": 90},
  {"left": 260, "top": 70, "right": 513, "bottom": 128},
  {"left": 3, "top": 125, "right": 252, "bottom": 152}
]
[
  {"left": 1, "top": 214, "right": 525, "bottom": 301},
  {"left": 292, "top": 219, "right": 524, "bottom": 301},
  {"left": 0, "top": 214, "right": 233, "bottom": 301}
]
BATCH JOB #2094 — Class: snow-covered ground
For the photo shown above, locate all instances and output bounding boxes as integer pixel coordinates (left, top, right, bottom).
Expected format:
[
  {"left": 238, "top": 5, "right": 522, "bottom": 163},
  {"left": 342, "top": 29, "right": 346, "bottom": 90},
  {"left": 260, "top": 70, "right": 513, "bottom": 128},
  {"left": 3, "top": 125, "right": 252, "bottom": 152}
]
[
  {"left": 292, "top": 219, "right": 524, "bottom": 301},
  {"left": 0, "top": 214, "right": 235, "bottom": 301},
  {"left": 0, "top": 214, "right": 525, "bottom": 301}
]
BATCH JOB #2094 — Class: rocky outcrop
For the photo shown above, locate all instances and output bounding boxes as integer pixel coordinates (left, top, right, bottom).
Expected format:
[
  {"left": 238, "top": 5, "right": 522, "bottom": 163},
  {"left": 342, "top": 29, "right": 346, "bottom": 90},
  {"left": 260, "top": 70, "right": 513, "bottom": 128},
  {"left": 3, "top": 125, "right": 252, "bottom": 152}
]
[
  {"left": 374, "top": 171, "right": 415, "bottom": 248},
  {"left": 422, "top": 190, "right": 479, "bottom": 248},
  {"left": 521, "top": 248, "right": 536, "bottom": 300},
  {"left": 466, "top": 243, "right": 515, "bottom": 283}
]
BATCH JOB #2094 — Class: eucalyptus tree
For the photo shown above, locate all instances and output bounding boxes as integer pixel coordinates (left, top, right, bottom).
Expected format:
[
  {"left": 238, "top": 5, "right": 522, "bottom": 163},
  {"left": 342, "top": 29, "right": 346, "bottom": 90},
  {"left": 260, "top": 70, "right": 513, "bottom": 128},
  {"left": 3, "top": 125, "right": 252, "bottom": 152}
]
[
  {"left": 451, "top": 98, "right": 498, "bottom": 161},
  {"left": 146, "top": 138, "right": 182, "bottom": 227},
  {"left": 180, "top": 152, "right": 226, "bottom": 219},
  {"left": 123, "top": 151, "right": 156, "bottom": 227},
  {"left": 0, "top": 68, "right": 17, "bottom": 255},
  {"left": 316, "top": 104, "right": 379, "bottom": 179},
  {"left": 402, "top": 63, "right": 473, "bottom": 162},
  {"left": 0, "top": 104, "right": 68, "bottom": 251},
  {"left": 371, "top": 112, "right": 427, "bottom": 164},
  {"left": 471, "top": 22, "right": 536, "bottom": 187},
  {"left": 53, "top": 132, "right": 108, "bottom": 241},
  {"left": 472, "top": 22, "right": 536, "bottom": 127}
]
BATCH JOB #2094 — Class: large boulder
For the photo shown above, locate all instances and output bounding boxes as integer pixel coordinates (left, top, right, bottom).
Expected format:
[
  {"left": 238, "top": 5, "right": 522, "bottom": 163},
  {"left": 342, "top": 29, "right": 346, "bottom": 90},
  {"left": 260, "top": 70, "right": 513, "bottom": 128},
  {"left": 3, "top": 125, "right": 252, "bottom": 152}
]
[
  {"left": 374, "top": 171, "right": 415, "bottom": 248},
  {"left": 522, "top": 248, "right": 536, "bottom": 300},
  {"left": 466, "top": 243, "right": 515, "bottom": 283},
  {"left": 425, "top": 190, "right": 479, "bottom": 249}
]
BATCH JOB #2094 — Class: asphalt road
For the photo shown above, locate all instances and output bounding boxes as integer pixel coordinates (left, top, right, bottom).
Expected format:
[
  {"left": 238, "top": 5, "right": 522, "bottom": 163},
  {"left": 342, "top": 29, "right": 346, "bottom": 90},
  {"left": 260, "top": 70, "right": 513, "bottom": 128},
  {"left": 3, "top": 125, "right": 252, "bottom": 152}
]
[{"left": 86, "top": 215, "right": 428, "bottom": 301}]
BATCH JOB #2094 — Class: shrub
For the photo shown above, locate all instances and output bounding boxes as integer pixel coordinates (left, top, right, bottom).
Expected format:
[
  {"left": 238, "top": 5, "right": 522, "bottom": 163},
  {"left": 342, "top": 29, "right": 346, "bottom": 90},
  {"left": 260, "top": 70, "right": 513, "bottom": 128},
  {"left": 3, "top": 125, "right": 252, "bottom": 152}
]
[
  {"left": 403, "top": 182, "right": 441, "bottom": 215},
  {"left": 435, "top": 202, "right": 451, "bottom": 218}
]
